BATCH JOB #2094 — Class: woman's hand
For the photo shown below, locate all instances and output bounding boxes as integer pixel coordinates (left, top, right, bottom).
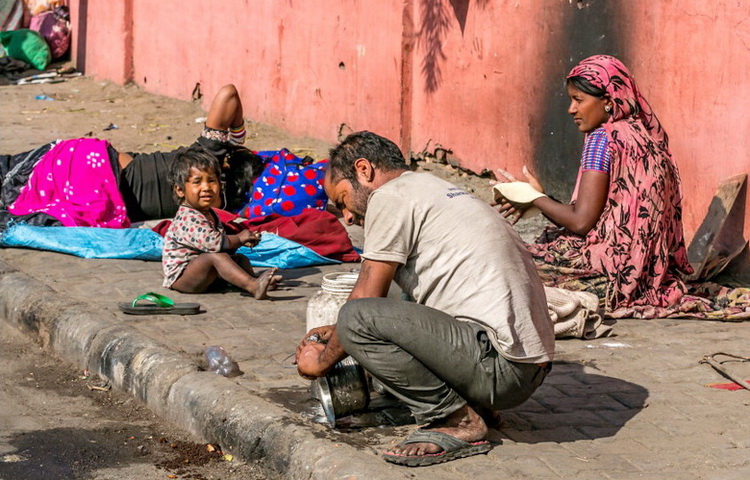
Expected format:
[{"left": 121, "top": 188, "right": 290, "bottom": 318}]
[
  {"left": 490, "top": 167, "right": 545, "bottom": 224},
  {"left": 492, "top": 166, "right": 545, "bottom": 193},
  {"left": 521, "top": 166, "right": 544, "bottom": 194}
]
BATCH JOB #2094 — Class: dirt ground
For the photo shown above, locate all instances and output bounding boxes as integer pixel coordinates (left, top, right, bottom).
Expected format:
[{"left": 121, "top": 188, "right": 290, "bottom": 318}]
[{"left": 0, "top": 320, "right": 277, "bottom": 480}]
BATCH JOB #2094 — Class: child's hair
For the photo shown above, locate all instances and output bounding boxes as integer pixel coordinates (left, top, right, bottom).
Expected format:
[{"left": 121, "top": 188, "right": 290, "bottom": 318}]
[{"left": 168, "top": 145, "right": 223, "bottom": 203}]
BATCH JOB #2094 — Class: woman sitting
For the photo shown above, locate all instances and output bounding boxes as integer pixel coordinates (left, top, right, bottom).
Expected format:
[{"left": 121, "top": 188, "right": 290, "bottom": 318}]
[{"left": 494, "top": 54, "right": 695, "bottom": 318}]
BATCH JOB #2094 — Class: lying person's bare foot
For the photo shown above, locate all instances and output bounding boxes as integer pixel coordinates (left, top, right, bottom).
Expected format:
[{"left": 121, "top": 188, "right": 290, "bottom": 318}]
[
  {"left": 251, "top": 268, "right": 278, "bottom": 299},
  {"left": 382, "top": 405, "right": 490, "bottom": 466}
]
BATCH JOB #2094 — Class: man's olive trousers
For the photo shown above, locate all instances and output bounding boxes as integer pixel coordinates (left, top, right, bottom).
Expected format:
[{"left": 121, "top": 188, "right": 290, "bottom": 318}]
[{"left": 337, "top": 298, "right": 550, "bottom": 425}]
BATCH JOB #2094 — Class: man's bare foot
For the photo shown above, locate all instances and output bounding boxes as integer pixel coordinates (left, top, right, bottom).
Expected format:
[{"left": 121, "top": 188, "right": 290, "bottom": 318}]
[
  {"left": 250, "top": 268, "right": 278, "bottom": 299},
  {"left": 385, "top": 405, "right": 488, "bottom": 457}
]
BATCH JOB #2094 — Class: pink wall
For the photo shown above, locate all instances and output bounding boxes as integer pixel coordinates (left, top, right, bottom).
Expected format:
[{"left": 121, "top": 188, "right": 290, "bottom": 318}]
[
  {"left": 617, "top": 0, "right": 750, "bottom": 243},
  {"left": 68, "top": 0, "right": 750, "bottom": 246},
  {"left": 129, "top": 0, "right": 405, "bottom": 144},
  {"left": 69, "top": 0, "right": 131, "bottom": 82},
  {"left": 408, "top": 1, "right": 566, "bottom": 176}
]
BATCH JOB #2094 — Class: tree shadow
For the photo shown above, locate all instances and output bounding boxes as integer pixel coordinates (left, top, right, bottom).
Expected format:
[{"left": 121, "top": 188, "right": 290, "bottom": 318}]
[{"left": 418, "top": 0, "right": 491, "bottom": 94}]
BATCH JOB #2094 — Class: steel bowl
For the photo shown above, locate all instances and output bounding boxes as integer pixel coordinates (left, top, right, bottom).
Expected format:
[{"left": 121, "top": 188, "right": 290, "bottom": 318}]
[{"left": 311, "top": 357, "right": 369, "bottom": 427}]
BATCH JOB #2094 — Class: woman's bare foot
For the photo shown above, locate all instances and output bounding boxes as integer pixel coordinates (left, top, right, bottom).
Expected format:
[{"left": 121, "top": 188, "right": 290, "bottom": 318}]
[
  {"left": 250, "top": 268, "right": 278, "bottom": 299},
  {"left": 385, "top": 405, "right": 488, "bottom": 457}
]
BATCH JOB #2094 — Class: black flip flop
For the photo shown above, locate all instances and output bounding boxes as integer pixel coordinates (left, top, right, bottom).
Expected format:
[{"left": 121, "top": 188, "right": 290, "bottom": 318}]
[
  {"left": 118, "top": 292, "right": 201, "bottom": 315},
  {"left": 382, "top": 429, "right": 492, "bottom": 467}
]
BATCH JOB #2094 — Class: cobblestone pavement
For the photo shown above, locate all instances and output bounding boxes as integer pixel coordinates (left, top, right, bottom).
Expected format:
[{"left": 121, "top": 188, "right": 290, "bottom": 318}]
[{"left": 2, "top": 244, "right": 749, "bottom": 480}]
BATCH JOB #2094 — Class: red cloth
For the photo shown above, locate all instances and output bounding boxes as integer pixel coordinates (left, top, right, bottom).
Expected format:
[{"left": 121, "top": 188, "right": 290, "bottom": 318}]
[
  {"left": 706, "top": 381, "right": 750, "bottom": 391},
  {"left": 152, "top": 208, "right": 360, "bottom": 263}
]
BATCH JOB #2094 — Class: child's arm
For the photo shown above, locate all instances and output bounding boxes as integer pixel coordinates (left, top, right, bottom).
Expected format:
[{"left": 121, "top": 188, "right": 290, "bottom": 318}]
[{"left": 222, "top": 230, "right": 261, "bottom": 250}]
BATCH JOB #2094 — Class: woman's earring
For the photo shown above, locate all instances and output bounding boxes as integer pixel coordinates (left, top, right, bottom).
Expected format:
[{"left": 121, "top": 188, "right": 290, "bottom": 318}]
[{"left": 604, "top": 105, "right": 612, "bottom": 113}]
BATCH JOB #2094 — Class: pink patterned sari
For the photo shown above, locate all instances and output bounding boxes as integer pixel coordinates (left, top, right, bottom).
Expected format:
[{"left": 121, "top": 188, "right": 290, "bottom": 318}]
[{"left": 528, "top": 55, "right": 748, "bottom": 320}]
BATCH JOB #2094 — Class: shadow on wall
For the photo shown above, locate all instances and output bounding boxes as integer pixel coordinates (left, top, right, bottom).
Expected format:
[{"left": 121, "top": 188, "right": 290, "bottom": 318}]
[
  {"left": 75, "top": 0, "right": 88, "bottom": 72},
  {"left": 532, "top": 0, "right": 625, "bottom": 202},
  {"left": 418, "top": 0, "right": 490, "bottom": 94}
]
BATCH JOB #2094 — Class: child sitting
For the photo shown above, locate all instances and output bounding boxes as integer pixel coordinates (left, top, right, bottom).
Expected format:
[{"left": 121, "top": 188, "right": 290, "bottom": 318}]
[{"left": 162, "top": 145, "right": 280, "bottom": 299}]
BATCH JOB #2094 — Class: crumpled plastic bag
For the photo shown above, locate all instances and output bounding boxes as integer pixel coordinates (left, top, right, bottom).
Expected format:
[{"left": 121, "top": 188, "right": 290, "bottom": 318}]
[{"left": 0, "top": 29, "right": 51, "bottom": 70}]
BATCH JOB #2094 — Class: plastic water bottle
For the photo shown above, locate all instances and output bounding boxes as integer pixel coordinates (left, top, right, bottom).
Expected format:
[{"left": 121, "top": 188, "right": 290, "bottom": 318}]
[{"left": 204, "top": 346, "right": 241, "bottom": 377}]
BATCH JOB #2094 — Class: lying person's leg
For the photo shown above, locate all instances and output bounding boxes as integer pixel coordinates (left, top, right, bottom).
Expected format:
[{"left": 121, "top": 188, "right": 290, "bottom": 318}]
[
  {"left": 171, "top": 252, "right": 276, "bottom": 299},
  {"left": 205, "top": 84, "right": 245, "bottom": 144}
]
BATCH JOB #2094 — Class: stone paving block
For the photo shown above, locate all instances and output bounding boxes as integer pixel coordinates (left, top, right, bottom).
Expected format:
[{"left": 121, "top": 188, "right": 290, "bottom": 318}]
[
  {"left": 545, "top": 392, "right": 635, "bottom": 414},
  {"left": 515, "top": 410, "right": 612, "bottom": 431},
  {"left": 502, "top": 426, "right": 590, "bottom": 444},
  {"left": 705, "top": 445, "right": 750, "bottom": 467},
  {"left": 704, "top": 464, "right": 750, "bottom": 480},
  {"left": 462, "top": 454, "right": 561, "bottom": 479},
  {"left": 590, "top": 408, "right": 648, "bottom": 429},
  {"left": 612, "top": 449, "right": 712, "bottom": 474},
  {"left": 559, "top": 437, "right": 648, "bottom": 456},
  {"left": 543, "top": 452, "right": 640, "bottom": 476}
]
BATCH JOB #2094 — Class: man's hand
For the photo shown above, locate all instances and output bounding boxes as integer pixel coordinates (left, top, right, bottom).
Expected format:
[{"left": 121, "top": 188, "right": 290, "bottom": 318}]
[
  {"left": 295, "top": 341, "right": 328, "bottom": 380},
  {"left": 294, "top": 325, "right": 345, "bottom": 379}
]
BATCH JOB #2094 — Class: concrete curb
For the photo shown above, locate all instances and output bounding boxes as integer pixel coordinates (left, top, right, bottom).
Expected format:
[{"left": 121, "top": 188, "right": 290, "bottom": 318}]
[{"left": 0, "top": 259, "right": 409, "bottom": 479}]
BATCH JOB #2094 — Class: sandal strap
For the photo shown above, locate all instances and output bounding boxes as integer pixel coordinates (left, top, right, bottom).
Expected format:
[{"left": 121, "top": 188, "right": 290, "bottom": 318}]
[
  {"left": 131, "top": 292, "right": 175, "bottom": 308},
  {"left": 402, "top": 429, "right": 472, "bottom": 451}
]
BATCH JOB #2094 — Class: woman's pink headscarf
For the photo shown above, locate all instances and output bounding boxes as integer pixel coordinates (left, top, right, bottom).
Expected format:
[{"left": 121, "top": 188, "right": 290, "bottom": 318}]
[
  {"left": 529, "top": 55, "right": 694, "bottom": 315},
  {"left": 566, "top": 54, "right": 668, "bottom": 149}
]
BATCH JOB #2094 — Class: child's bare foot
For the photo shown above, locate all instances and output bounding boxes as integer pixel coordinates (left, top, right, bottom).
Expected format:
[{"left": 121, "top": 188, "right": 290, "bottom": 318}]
[
  {"left": 252, "top": 268, "right": 278, "bottom": 299},
  {"left": 268, "top": 273, "right": 283, "bottom": 291}
]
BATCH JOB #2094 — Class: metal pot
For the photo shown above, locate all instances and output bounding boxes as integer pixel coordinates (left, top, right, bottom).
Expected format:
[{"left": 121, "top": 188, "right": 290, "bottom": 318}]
[{"left": 311, "top": 357, "right": 369, "bottom": 427}]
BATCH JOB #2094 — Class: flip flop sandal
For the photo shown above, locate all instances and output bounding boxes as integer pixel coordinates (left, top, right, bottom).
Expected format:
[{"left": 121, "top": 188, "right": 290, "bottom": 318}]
[
  {"left": 382, "top": 428, "right": 492, "bottom": 467},
  {"left": 118, "top": 292, "right": 201, "bottom": 315}
]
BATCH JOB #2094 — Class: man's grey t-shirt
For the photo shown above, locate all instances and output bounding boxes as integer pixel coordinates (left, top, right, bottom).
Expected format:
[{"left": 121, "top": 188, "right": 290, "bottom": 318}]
[{"left": 362, "top": 171, "right": 554, "bottom": 363}]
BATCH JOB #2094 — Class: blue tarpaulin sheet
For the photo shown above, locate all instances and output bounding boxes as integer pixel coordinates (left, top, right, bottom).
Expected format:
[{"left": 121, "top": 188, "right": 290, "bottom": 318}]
[{"left": 0, "top": 223, "right": 339, "bottom": 268}]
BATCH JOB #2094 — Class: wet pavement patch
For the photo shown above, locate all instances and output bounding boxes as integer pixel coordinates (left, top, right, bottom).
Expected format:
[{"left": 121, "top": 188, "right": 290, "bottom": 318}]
[{"left": 0, "top": 426, "right": 147, "bottom": 480}]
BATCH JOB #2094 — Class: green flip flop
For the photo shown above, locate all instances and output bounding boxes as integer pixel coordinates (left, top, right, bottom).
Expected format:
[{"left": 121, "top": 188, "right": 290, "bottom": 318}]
[{"left": 118, "top": 292, "right": 201, "bottom": 315}]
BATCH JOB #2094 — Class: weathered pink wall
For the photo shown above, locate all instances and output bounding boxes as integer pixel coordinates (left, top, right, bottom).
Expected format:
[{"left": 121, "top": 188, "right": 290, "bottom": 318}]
[
  {"left": 617, "top": 0, "right": 750, "bottom": 243},
  {"left": 129, "top": 0, "right": 405, "bottom": 145},
  {"left": 69, "top": 0, "right": 131, "bottom": 82},
  {"left": 68, "top": 0, "right": 750, "bottom": 246},
  {"left": 408, "top": 1, "right": 566, "bottom": 176}
]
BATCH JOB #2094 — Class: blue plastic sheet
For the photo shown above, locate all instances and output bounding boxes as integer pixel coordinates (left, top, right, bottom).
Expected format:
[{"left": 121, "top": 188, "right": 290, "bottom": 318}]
[
  {"left": 236, "top": 234, "right": 339, "bottom": 268},
  {"left": 1, "top": 224, "right": 163, "bottom": 260},
  {"left": 0, "top": 223, "right": 340, "bottom": 268}
]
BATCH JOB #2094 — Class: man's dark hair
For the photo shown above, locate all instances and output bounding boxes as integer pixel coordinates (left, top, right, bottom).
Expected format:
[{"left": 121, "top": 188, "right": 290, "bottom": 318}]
[
  {"left": 223, "top": 146, "right": 264, "bottom": 212},
  {"left": 567, "top": 76, "right": 607, "bottom": 98},
  {"left": 328, "top": 131, "right": 408, "bottom": 185}
]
